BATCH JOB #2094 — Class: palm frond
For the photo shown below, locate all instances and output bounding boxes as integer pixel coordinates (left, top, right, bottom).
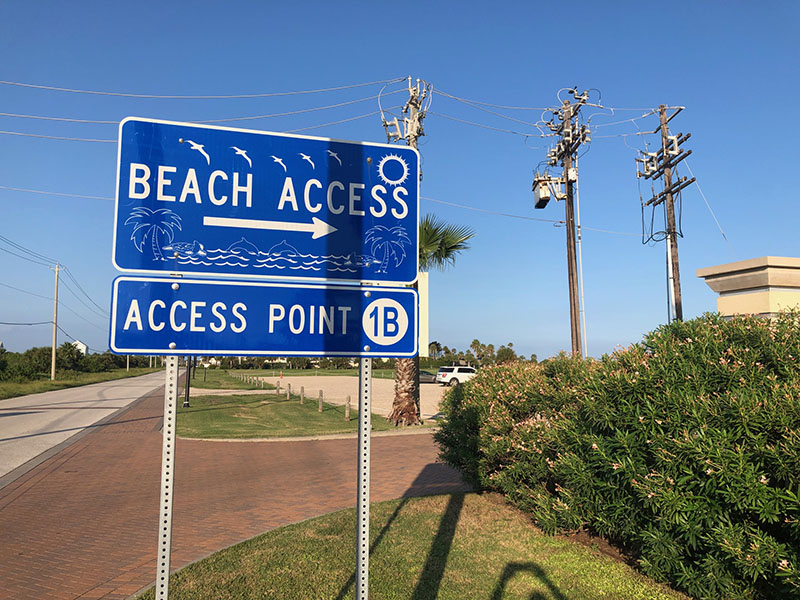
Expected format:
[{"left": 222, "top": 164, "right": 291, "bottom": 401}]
[{"left": 418, "top": 213, "right": 475, "bottom": 271}]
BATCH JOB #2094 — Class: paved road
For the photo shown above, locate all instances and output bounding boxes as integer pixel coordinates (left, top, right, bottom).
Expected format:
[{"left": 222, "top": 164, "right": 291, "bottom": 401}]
[
  {"left": 0, "top": 379, "right": 469, "bottom": 599},
  {"left": 0, "top": 371, "right": 166, "bottom": 481}
]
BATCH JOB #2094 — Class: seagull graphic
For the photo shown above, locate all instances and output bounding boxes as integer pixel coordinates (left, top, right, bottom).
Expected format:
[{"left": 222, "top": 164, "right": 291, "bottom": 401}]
[
  {"left": 185, "top": 140, "right": 210, "bottom": 165},
  {"left": 327, "top": 150, "right": 342, "bottom": 166},
  {"left": 299, "top": 153, "right": 315, "bottom": 169},
  {"left": 230, "top": 146, "right": 252, "bottom": 168},
  {"left": 271, "top": 155, "right": 287, "bottom": 172}
]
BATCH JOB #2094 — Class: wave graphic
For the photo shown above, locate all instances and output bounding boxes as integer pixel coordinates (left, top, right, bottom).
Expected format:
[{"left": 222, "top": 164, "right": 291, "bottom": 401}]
[{"left": 173, "top": 246, "right": 377, "bottom": 275}]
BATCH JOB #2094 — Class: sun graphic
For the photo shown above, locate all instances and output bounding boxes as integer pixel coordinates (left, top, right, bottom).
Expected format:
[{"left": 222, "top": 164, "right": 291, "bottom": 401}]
[{"left": 377, "top": 154, "right": 409, "bottom": 187}]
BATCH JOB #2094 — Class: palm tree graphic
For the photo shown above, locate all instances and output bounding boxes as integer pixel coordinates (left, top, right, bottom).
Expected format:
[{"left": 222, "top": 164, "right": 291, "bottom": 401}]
[
  {"left": 365, "top": 225, "right": 411, "bottom": 274},
  {"left": 125, "top": 207, "right": 182, "bottom": 261}
]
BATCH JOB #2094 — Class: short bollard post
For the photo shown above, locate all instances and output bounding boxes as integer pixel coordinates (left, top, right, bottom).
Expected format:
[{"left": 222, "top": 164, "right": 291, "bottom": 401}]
[
  {"left": 345, "top": 396, "right": 351, "bottom": 422},
  {"left": 261, "top": 380, "right": 264, "bottom": 389},
  {"left": 300, "top": 386, "right": 305, "bottom": 405},
  {"left": 318, "top": 390, "right": 323, "bottom": 413},
  {"left": 286, "top": 388, "right": 290, "bottom": 401},
  {"left": 287, "top": 383, "right": 292, "bottom": 395},
  {"left": 276, "top": 381, "right": 281, "bottom": 394}
]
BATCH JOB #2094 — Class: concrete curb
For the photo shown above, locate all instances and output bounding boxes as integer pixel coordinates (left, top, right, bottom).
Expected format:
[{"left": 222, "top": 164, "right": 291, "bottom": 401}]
[{"left": 178, "top": 425, "right": 440, "bottom": 443}]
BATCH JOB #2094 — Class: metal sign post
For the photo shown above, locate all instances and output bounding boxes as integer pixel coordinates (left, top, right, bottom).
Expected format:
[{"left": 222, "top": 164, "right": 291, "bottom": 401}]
[
  {"left": 356, "top": 357, "right": 372, "bottom": 599},
  {"left": 156, "top": 356, "right": 179, "bottom": 600}
]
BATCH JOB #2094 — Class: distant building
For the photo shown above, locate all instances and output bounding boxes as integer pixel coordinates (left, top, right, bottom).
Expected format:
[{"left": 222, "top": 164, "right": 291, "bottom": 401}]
[
  {"left": 697, "top": 257, "right": 800, "bottom": 318},
  {"left": 71, "top": 340, "right": 89, "bottom": 355}
]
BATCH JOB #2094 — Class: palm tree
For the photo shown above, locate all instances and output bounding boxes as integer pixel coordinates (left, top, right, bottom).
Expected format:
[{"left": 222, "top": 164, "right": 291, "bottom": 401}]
[
  {"left": 125, "top": 207, "right": 182, "bottom": 261},
  {"left": 365, "top": 225, "right": 412, "bottom": 274},
  {"left": 388, "top": 214, "right": 475, "bottom": 426}
]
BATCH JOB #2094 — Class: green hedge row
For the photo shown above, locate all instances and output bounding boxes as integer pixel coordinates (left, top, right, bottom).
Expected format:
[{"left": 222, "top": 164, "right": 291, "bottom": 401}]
[{"left": 435, "top": 313, "right": 800, "bottom": 599}]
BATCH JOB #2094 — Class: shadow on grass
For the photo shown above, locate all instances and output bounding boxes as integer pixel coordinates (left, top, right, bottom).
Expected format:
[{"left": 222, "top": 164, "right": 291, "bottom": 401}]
[
  {"left": 410, "top": 492, "right": 465, "bottom": 599},
  {"left": 335, "top": 465, "right": 469, "bottom": 600},
  {"left": 490, "top": 561, "right": 568, "bottom": 600}
]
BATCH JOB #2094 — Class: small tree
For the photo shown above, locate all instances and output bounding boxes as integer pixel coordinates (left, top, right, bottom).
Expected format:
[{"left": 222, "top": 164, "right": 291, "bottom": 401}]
[{"left": 389, "top": 214, "right": 475, "bottom": 426}]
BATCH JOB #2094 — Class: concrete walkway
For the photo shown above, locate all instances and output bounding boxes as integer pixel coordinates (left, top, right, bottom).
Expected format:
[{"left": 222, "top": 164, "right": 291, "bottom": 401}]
[
  {"left": 0, "top": 371, "right": 166, "bottom": 482},
  {"left": 0, "top": 382, "right": 469, "bottom": 599}
]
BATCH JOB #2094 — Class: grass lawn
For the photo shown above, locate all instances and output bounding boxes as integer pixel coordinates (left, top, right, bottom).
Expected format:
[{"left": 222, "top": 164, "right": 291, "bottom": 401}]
[
  {"left": 136, "top": 493, "right": 686, "bottom": 600},
  {"left": 188, "top": 368, "right": 266, "bottom": 390},
  {"left": 178, "top": 392, "right": 399, "bottom": 439},
  {"left": 0, "top": 368, "right": 161, "bottom": 400}
]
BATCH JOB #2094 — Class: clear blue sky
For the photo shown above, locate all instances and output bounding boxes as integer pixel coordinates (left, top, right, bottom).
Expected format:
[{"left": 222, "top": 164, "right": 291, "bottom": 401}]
[{"left": 0, "top": 1, "right": 797, "bottom": 358}]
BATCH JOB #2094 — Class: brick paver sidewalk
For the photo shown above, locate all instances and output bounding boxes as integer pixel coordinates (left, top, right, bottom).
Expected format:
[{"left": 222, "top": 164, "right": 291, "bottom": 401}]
[{"left": 0, "top": 384, "right": 469, "bottom": 599}]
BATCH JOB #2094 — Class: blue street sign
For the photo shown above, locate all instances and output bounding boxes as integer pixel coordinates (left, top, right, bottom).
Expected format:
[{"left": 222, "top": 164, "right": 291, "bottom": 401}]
[
  {"left": 113, "top": 118, "right": 419, "bottom": 284},
  {"left": 109, "top": 277, "right": 418, "bottom": 357}
]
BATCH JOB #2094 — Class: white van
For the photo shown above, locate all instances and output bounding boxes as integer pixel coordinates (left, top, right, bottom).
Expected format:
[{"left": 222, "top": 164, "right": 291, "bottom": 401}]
[{"left": 436, "top": 366, "right": 477, "bottom": 386}]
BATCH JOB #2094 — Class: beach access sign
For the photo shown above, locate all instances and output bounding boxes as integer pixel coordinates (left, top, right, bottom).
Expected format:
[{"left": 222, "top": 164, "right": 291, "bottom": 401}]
[
  {"left": 113, "top": 118, "right": 419, "bottom": 285},
  {"left": 109, "top": 277, "right": 418, "bottom": 357}
]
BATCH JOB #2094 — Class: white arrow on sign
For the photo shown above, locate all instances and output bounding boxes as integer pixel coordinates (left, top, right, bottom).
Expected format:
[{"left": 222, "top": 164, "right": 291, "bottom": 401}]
[{"left": 203, "top": 216, "right": 338, "bottom": 239}]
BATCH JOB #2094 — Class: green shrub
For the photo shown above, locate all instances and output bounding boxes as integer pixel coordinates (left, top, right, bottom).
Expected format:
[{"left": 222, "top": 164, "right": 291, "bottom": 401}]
[{"left": 435, "top": 313, "right": 800, "bottom": 599}]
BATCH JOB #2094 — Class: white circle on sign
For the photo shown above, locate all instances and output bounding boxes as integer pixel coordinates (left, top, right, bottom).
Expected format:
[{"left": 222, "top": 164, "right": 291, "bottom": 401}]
[{"left": 362, "top": 298, "right": 408, "bottom": 346}]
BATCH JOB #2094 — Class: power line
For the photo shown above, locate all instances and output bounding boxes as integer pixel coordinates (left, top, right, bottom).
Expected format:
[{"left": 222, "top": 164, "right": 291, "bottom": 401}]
[
  {"left": 0, "top": 90, "right": 407, "bottom": 126},
  {"left": 0, "top": 112, "right": 118, "bottom": 124},
  {"left": 580, "top": 225, "right": 639, "bottom": 237},
  {"left": 0, "top": 321, "right": 51, "bottom": 326},
  {"left": 429, "top": 111, "right": 552, "bottom": 138},
  {"left": 592, "top": 110, "right": 658, "bottom": 128},
  {"left": 434, "top": 89, "right": 551, "bottom": 130},
  {"left": 59, "top": 278, "right": 108, "bottom": 320},
  {"left": 422, "top": 196, "right": 563, "bottom": 224},
  {"left": 0, "top": 185, "right": 112, "bottom": 201},
  {"left": 55, "top": 324, "right": 100, "bottom": 352},
  {"left": 286, "top": 108, "right": 397, "bottom": 133},
  {"left": 0, "top": 76, "right": 405, "bottom": 99},
  {"left": 0, "top": 106, "right": 404, "bottom": 142},
  {"left": 0, "top": 129, "right": 115, "bottom": 143},
  {"left": 0, "top": 235, "right": 107, "bottom": 317},
  {"left": 62, "top": 267, "right": 108, "bottom": 314},
  {"left": 433, "top": 89, "right": 549, "bottom": 111},
  {"left": 0, "top": 281, "right": 107, "bottom": 329},
  {"left": 0, "top": 281, "right": 52, "bottom": 301},
  {"left": 0, "top": 245, "right": 52, "bottom": 267},
  {"left": 0, "top": 234, "right": 57, "bottom": 264},
  {"left": 683, "top": 159, "right": 733, "bottom": 254},
  {"left": 434, "top": 88, "right": 661, "bottom": 113}
]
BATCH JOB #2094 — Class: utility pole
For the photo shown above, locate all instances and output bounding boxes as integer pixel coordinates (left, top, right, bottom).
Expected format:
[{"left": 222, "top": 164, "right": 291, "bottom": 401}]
[
  {"left": 381, "top": 76, "right": 430, "bottom": 424},
  {"left": 382, "top": 76, "right": 430, "bottom": 153},
  {"left": 636, "top": 105, "right": 695, "bottom": 321},
  {"left": 532, "top": 88, "right": 591, "bottom": 356},
  {"left": 50, "top": 262, "right": 60, "bottom": 381}
]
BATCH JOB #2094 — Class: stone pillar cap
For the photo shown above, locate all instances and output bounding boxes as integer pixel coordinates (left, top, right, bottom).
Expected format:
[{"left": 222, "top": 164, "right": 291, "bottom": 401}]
[{"left": 697, "top": 256, "right": 800, "bottom": 294}]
